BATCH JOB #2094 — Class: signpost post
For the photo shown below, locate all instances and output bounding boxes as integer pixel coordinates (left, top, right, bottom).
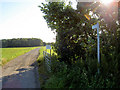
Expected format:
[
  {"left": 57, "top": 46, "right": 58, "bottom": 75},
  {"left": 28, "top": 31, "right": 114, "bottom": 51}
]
[{"left": 92, "top": 22, "right": 100, "bottom": 74}]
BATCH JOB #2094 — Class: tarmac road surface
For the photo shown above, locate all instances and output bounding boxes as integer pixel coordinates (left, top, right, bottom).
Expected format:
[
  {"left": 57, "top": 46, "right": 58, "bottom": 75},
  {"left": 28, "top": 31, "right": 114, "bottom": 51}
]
[{"left": 1, "top": 48, "right": 40, "bottom": 88}]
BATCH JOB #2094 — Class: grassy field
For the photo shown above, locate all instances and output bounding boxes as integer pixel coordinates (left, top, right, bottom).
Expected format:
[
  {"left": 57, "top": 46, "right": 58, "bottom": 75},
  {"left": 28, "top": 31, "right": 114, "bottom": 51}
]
[{"left": 1, "top": 47, "right": 39, "bottom": 65}]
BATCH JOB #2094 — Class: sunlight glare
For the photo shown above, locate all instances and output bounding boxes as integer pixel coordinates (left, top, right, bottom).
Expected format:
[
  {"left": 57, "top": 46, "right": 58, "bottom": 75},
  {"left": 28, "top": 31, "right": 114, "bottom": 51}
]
[{"left": 101, "top": 0, "right": 113, "bottom": 4}]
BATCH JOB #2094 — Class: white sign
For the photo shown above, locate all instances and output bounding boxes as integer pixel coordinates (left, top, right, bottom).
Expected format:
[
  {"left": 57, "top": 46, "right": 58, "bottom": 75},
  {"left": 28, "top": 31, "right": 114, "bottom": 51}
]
[
  {"left": 46, "top": 45, "right": 51, "bottom": 49},
  {"left": 92, "top": 23, "right": 99, "bottom": 29}
]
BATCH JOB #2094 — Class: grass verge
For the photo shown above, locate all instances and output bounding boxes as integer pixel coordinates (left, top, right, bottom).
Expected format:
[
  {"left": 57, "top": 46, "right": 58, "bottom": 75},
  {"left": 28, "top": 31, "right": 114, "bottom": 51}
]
[
  {"left": 37, "top": 46, "right": 57, "bottom": 88},
  {"left": 37, "top": 46, "right": 48, "bottom": 88}
]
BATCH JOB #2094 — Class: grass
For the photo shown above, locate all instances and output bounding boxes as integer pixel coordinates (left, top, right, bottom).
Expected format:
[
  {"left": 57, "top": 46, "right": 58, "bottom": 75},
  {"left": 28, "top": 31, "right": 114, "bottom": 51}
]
[
  {"left": 1, "top": 46, "right": 39, "bottom": 65},
  {"left": 37, "top": 46, "right": 46, "bottom": 64},
  {"left": 37, "top": 46, "right": 57, "bottom": 88},
  {"left": 37, "top": 46, "right": 47, "bottom": 88}
]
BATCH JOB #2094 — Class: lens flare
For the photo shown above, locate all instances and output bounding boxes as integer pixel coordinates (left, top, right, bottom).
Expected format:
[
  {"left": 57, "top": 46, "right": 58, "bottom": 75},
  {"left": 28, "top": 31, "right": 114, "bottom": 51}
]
[{"left": 101, "top": 0, "right": 113, "bottom": 4}]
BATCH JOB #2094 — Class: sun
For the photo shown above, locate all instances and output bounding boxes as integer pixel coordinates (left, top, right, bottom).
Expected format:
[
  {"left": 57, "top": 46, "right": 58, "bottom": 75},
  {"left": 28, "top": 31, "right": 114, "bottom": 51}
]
[{"left": 100, "top": 0, "right": 113, "bottom": 4}]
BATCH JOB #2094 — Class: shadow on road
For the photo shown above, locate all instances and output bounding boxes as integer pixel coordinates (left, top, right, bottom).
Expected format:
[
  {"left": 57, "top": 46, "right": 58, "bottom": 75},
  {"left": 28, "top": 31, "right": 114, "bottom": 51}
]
[{"left": 2, "top": 61, "right": 40, "bottom": 88}]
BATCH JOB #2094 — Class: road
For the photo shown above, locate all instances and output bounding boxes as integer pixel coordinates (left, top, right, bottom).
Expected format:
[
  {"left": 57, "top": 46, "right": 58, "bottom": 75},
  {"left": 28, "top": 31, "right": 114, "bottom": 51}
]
[{"left": 1, "top": 48, "right": 40, "bottom": 88}]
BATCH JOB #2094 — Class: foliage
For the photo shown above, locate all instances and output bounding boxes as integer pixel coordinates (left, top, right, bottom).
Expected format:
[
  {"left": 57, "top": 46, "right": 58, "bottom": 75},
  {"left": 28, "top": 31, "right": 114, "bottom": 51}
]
[
  {"left": 39, "top": 1, "right": 120, "bottom": 88},
  {"left": 37, "top": 46, "right": 57, "bottom": 88},
  {"left": 37, "top": 46, "right": 47, "bottom": 88},
  {"left": 39, "top": 1, "right": 120, "bottom": 62},
  {"left": 2, "top": 38, "right": 45, "bottom": 48},
  {"left": 45, "top": 58, "right": 120, "bottom": 88},
  {"left": 39, "top": 2, "right": 94, "bottom": 64}
]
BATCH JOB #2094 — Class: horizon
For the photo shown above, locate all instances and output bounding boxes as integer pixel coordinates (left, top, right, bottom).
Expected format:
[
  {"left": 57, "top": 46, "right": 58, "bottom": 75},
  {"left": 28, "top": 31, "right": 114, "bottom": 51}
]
[
  {"left": 0, "top": 37, "right": 54, "bottom": 43},
  {"left": 0, "top": 0, "right": 77, "bottom": 43},
  {"left": 0, "top": 0, "right": 56, "bottom": 43}
]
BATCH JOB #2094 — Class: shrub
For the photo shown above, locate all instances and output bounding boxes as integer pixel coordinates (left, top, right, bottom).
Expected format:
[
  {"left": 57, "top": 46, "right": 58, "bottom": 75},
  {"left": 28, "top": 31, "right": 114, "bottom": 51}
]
[{"left": 44, "top": 56, "right": 119, "bottom": 88}]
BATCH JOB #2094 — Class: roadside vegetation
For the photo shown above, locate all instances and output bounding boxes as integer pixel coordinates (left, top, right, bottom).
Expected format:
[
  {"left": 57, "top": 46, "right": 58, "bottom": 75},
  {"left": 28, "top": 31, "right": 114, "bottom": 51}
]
[
  {"left": 2, "top": 47, "right": 39, "bottom": 65},
  {"left": 39, "top": 1, "right": 120, "bottom": 88},
  {"left": 37, "top": 46, "right": 46, "bottom": 87},
  {"left": 37, "top": 46, "right": 57, "bottom": 88}
]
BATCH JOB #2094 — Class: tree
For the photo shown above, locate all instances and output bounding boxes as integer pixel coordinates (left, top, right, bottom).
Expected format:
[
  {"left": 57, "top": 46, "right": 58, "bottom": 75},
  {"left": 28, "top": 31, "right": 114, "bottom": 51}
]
[
  {"left": 40, "top": 1, "right": 120, "bottom": 86},
  {"left": 40, "top": 1, "right": 120, "bottom": 65},
  {"left": 2, "top": 38, "right": 44, "bottom": 48},
  {"left": 39, "top": 2, "right": 95, "bottom": 64}
]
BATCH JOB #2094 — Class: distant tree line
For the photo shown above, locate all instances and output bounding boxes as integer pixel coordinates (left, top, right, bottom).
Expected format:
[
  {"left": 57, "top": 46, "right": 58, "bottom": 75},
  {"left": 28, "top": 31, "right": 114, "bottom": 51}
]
[{"left": 2, "top": 38, "right": 46, "bottom": 48}]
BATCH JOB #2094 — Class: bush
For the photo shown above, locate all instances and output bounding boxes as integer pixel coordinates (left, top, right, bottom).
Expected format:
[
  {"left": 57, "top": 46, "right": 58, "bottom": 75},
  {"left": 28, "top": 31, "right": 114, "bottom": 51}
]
[
  {"left": 44, "top": 57, "right": 120, "bottom": 88},
  {"left": 40, "top": 2, "right": 120, "bottom": 88}
]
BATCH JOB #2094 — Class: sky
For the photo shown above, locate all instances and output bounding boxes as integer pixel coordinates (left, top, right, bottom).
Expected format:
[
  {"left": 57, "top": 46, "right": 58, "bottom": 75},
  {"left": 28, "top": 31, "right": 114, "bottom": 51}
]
[
  {"left": 0, "top": 0, "right": 119, "bottom": 43},
  {"left": 0, "top": 0, "right": 56, "bottom": 43},
  {"left": 0, "top": 0, "right": 77, "bottom": 43},
  {"left": 0, "top": 0, "right": 78, "bottom": 43}
]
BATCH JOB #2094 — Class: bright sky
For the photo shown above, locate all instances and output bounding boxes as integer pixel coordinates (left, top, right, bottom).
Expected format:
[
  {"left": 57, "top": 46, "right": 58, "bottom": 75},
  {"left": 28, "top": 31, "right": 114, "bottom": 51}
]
[
  {"left": 0, "top": 0, "right": 57, "bottom": 43},
  {"left": 0, "top": 0, "right": 118, "bottom": 43},
  {"left": 0, "top": 0, "right": 77, "bottom": 42}
]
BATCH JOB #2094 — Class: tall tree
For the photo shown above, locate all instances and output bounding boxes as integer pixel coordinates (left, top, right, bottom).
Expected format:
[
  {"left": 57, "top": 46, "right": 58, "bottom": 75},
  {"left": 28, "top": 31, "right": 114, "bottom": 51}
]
[
  {"left": 40, "top": 1, "right": 120, "bottom": 64},
  {"left": 39, "top": 2, "right": 95, "bottom": 64}
]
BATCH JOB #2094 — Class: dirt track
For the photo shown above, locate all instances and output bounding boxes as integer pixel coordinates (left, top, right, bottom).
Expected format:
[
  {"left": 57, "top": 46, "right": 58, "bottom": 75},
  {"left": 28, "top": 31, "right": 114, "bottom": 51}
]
[{"left": 2, "top": 48, "right": 40, "bottom": 88}]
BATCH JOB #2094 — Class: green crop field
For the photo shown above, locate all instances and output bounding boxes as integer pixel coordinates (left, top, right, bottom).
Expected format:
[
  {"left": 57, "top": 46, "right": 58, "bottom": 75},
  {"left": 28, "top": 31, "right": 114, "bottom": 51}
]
[{"left": 1, "top": 47, "right": 39, "bottom": 65}]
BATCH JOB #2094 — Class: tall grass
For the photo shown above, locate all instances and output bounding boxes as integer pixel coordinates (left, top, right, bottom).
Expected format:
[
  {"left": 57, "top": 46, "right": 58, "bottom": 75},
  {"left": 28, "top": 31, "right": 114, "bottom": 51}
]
[
  {"left": 37, "top": 46, "right": 47, "bottom": 88},
  {"left": 37, "top": 46, "right": 46, "bottom": 62}
]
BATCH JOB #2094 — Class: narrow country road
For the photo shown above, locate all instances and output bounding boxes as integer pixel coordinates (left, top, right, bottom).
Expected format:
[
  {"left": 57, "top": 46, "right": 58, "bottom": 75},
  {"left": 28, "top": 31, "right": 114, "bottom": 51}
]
[{"left": 2, "top": 48, "right": 40, "bottom": 88}]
